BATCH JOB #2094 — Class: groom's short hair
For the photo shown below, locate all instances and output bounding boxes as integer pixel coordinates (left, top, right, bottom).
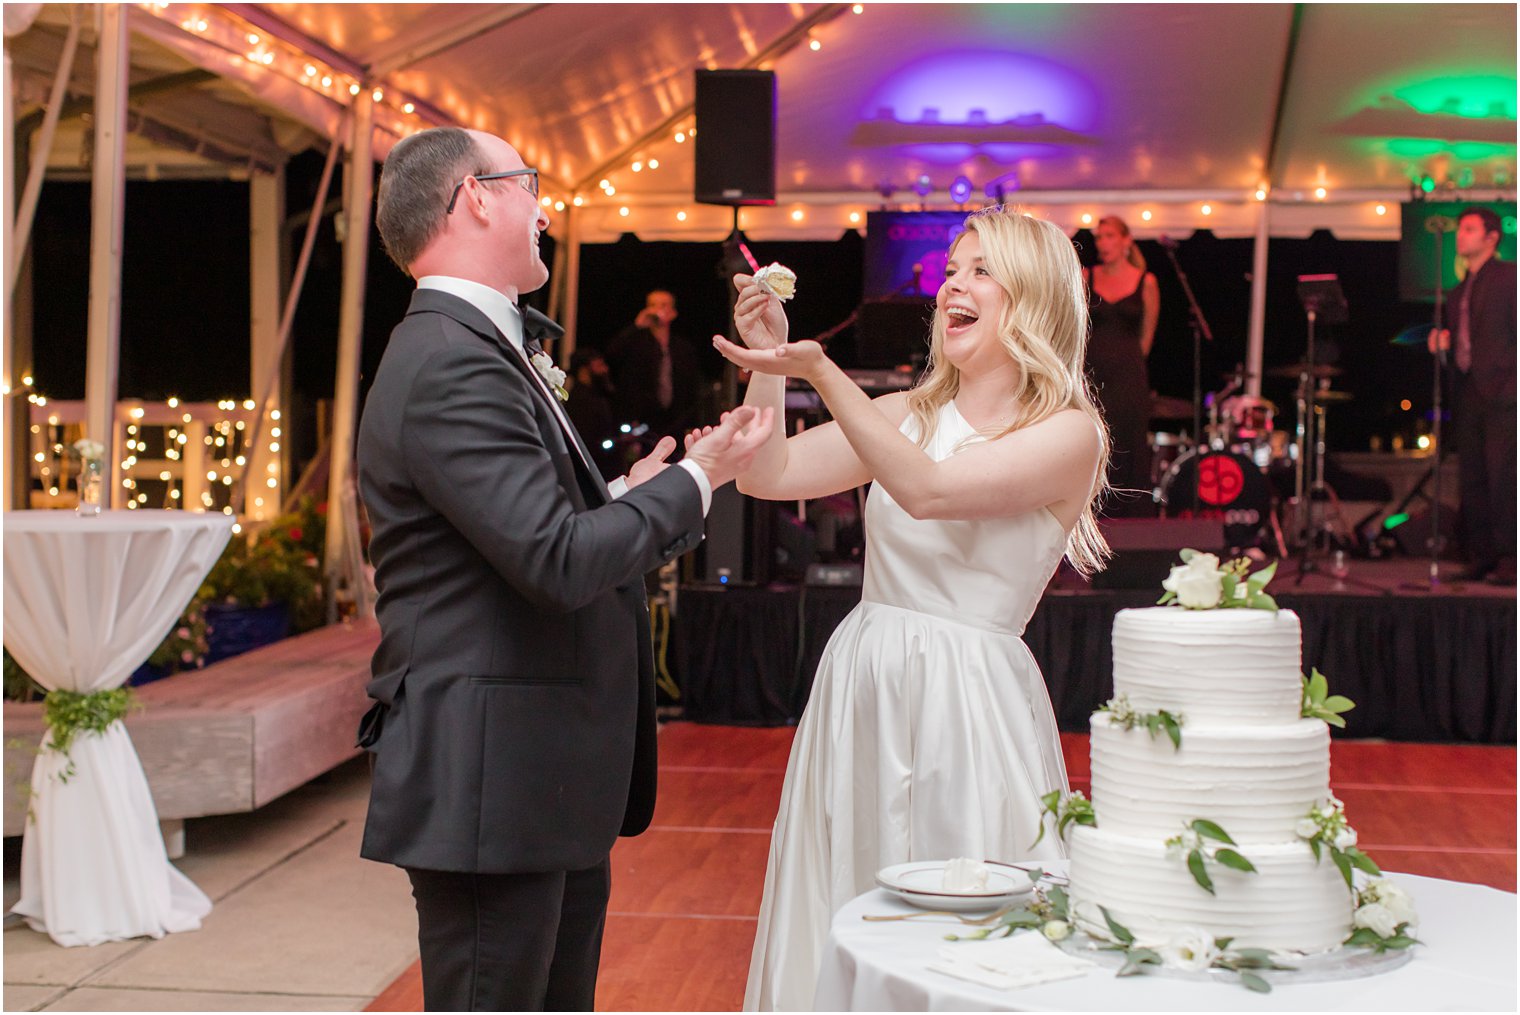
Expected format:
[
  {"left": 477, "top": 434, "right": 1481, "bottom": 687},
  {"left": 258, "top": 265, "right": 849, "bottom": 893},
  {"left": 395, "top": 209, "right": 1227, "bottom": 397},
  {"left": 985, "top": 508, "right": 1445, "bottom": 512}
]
[{"left": 377, "top": 127, "right": 490, "bottom": 275}]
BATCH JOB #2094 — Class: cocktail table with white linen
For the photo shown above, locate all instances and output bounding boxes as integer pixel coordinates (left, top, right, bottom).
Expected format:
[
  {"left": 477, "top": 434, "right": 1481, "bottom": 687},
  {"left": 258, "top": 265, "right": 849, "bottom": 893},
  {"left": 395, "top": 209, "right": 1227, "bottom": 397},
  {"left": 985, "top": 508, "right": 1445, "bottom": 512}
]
[{"left": 3, "top": 509, "right": 234, "bottom": 947}]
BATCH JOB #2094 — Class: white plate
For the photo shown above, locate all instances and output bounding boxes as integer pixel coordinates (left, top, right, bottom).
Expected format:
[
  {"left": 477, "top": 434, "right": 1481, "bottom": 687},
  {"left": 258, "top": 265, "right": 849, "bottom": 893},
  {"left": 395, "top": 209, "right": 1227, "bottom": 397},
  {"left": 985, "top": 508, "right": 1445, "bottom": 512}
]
[{"left": 875, "top": 860, "right": 1039, "bottom": 912}]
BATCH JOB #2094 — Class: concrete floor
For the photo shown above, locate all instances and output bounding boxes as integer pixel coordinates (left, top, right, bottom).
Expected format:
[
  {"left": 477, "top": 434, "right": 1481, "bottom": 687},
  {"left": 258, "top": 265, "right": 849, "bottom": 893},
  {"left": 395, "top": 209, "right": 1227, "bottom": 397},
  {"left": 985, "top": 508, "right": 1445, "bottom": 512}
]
[{"left": 3, "top": 758, "right": 417, "bottom": 1012}]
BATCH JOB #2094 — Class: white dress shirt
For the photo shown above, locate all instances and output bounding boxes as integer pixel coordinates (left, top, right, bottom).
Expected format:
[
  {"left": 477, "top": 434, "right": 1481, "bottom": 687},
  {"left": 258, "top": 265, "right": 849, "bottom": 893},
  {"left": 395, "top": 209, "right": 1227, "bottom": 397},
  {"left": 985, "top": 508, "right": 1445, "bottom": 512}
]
[{"left": 415, "top": 276, "right": 711, "bottom": 514}]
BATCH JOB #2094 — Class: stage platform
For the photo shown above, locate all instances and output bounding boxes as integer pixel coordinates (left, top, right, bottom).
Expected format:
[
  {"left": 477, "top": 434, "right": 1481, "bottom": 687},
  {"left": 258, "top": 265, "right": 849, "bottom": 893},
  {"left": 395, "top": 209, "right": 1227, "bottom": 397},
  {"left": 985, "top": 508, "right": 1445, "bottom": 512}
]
[{"left": 673, "top": 559, "right": 1516, "bottom": 744}]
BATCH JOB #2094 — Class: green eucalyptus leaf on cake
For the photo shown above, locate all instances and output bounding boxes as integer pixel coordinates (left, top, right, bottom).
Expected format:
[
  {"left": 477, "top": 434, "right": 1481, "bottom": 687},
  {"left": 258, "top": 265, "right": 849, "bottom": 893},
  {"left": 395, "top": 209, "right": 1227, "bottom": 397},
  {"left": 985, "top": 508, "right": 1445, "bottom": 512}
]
[
  {"left": 1213, "top": 848, "right": 1258, "bottom": 874},
  {"left": 1347, "top": 847, "right": 1381, "bottom": 876},
  {"left": 1190, "top": 819, "right": 1238, "bottom": 846},
  {"left": 1160, "top": 711, "right": 1183, "bottom": 749},
  {"left": 1301, "top": 668, "right": 1356, "bottom": 726},
  {"left": 1098, "top": 905, "right": 1136, "bottom": 945},
  {"left": 1239, "top": 971, "right": 1272, "bottom": 993},
  {"left": 1118, "top": 947, "right": 1162, "bottom": 977},
  {"left": 1187, "top": 848, "right": 1215, "bottom": 894},
  {"left": 1045, "top": 885, "right": 1069, "bottom": 919},
  {"left": 1213, "top": 936, "right": 1234, "bottom": 951},
  {"left": 1330, "top": 847, "right": 1355, "bottom": 888}
]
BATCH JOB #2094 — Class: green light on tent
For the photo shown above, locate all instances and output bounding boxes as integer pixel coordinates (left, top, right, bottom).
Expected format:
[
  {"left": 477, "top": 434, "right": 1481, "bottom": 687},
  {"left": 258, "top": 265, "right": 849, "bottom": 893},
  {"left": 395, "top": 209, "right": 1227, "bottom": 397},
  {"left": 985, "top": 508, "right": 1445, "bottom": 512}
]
[
  {"left": 1392, "top": 75, "right": 1517, "bottom": 120},
  {"left": 1383, "top": 512, "right": 1411, "bottom": 530},
  {"left": 1420, "top": 175, "right": 1436, "bottom": 193}
]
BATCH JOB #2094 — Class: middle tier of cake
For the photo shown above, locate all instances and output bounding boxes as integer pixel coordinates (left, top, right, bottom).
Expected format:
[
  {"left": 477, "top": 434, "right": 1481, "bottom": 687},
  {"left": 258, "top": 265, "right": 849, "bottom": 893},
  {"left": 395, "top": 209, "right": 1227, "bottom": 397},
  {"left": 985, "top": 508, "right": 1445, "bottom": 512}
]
[{"left": 1090, "top": 714, "right": 1330, "bottom": 842}]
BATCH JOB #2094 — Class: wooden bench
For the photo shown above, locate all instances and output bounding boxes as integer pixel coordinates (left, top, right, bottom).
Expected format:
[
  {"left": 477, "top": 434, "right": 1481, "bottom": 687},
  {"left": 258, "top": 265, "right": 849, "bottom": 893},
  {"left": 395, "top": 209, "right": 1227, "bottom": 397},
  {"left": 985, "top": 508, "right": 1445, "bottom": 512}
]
[{"left": 3, "top": 619, "right": 378, "bottom": 853}]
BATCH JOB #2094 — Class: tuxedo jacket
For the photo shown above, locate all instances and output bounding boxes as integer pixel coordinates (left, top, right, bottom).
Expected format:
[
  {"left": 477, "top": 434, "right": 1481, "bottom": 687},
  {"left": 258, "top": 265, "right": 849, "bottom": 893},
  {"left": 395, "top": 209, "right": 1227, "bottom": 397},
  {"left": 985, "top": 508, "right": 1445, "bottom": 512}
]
[
  {"left": 1448, "top": 257, "right": 1517, "bottom": 404},
  {"left": 355, "top": 289, "right": 704, "bottom": 874}
]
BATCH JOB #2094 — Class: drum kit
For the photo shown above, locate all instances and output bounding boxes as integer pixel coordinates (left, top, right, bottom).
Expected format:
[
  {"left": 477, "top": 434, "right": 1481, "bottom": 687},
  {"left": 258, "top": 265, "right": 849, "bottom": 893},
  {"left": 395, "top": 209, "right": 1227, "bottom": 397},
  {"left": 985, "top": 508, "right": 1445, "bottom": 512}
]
[{"left": 1150, "top": 362, "right": 1354, "bottom": 558}]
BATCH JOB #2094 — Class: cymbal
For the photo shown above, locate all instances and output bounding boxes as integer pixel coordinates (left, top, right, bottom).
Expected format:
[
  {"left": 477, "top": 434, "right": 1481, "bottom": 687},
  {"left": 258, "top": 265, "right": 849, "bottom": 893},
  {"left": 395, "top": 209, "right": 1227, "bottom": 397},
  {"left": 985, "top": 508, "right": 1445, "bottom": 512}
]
[
  {"left": 1148, "top": 394, "right": 1195, "bottom": 420},
  {"left": 1305, "top": 389, "right": 1353, "bottom": 403},
  {"left": 1268, "top": 362, "right": 1343, "bottom": 379}
]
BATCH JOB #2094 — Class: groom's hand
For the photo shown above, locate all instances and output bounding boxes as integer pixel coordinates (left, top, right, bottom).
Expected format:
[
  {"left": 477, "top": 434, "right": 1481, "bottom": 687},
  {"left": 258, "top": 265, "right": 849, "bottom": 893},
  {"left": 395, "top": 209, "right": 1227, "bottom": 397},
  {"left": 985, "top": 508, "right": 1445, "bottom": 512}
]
[
  {"left": 685, "top": 405, "right": 775, "bottom": 489},
  {"left": 626, "top": 435, "right": 678, "bottom": 490}
]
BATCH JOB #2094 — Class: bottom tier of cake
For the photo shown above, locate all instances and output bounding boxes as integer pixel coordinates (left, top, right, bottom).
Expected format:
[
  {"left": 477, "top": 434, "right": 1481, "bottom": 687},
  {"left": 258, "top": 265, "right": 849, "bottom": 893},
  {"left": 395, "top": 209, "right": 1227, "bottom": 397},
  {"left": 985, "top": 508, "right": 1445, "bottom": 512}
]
[{"left": 1068, "top": 826, "right": 1353, "bottom": 952}]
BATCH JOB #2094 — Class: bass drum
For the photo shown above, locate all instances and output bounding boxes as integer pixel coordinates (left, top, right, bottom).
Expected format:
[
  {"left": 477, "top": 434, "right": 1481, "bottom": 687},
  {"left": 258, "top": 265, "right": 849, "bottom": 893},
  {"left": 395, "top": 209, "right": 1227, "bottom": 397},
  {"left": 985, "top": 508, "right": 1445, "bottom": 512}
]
[{"left": 1160, "top": 449, "right": 1274, "bottom": 550}]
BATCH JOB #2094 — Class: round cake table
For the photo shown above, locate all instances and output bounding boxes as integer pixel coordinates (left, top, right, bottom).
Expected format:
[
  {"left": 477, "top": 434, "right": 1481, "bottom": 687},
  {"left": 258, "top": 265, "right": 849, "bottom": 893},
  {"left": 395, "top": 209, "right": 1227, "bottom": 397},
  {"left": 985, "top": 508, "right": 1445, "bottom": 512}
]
[
  {"left": 814, "top": 865, "right": 1516, "bottom": 1011},
  {"left": 3, "top": 510, "right": 234, "bottom": 947}
]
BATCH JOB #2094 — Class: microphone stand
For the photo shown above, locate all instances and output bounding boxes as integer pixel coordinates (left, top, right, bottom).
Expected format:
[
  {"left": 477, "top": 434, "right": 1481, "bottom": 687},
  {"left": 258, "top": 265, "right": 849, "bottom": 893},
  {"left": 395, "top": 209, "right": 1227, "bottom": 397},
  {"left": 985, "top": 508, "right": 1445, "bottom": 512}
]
[
  {"left": 1159, "top": 239, "right": 1213, "bottom": 514},
  {"left": 1402, "top": 220, "right": 1453, "bottom": 592}
]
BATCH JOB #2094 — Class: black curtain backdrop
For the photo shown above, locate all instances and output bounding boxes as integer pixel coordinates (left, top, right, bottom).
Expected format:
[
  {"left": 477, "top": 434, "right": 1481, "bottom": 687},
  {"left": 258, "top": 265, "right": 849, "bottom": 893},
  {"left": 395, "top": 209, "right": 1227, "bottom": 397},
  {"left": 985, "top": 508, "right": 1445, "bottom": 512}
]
[{"left": 676, "top": 586, "right": 1517, "bottom": 744}]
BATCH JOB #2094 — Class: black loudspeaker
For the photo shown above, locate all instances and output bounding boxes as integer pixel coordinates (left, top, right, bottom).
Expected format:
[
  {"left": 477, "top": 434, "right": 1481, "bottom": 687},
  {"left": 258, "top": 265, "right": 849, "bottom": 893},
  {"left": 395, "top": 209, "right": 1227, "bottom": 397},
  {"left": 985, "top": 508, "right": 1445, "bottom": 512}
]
[
  {"left": 694, "top": 70, "right": 776, "bottom": 206},
  {"left": 1090, "top": 517, "right": 1227, "bottom": 590},
  {"left": 699, "top": 481, "right": 748, "bottom": 583}
]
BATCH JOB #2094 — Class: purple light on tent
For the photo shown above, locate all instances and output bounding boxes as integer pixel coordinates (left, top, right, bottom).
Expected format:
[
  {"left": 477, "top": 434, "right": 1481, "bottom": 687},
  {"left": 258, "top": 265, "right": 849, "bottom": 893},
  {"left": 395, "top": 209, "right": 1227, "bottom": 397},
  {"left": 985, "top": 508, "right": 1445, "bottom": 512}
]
[{"left": 857, "top": 50, "right": 1100, "bottom": 165}]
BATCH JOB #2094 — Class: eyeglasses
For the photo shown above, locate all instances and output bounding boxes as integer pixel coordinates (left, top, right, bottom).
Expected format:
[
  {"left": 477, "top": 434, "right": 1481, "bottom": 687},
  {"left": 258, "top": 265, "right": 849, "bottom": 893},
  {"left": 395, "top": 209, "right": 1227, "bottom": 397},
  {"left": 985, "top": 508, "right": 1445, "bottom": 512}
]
[{"left": 446, "top": 168, "right": 538, "bottom": 214}]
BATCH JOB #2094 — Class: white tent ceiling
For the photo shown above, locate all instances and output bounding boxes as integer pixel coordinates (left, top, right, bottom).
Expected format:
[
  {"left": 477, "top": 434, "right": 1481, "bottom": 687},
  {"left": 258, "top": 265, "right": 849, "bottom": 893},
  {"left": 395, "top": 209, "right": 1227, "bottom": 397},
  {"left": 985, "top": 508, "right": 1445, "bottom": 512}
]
[{"left": 7, "top": 2, "right": 1517, "bottom": 241}]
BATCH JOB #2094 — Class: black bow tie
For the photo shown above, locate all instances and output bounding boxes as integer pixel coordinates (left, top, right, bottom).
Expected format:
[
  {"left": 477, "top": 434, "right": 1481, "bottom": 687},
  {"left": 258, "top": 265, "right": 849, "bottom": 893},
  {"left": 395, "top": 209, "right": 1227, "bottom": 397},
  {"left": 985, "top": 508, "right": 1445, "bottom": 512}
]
[{"left": 520, "top": 306, "right": 564, "bottom": 359}]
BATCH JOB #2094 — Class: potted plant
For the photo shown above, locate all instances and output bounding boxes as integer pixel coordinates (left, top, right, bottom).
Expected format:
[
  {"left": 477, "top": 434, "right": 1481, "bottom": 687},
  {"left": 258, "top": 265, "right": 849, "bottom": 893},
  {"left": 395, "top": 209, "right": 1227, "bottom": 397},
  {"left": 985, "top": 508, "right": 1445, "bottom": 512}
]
[{"left": 202, "top": 497, "right": 325, "bottom": 662}]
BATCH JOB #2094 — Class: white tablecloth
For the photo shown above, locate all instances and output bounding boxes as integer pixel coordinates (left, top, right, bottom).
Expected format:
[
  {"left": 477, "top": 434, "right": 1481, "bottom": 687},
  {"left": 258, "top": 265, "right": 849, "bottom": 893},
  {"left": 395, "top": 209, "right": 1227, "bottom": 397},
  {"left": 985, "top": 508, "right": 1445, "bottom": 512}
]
[
  {"left": 816, "top": 866, "right": 1516, "bottom": 1011},
  {"left": 3, "top": 510, "right": 234, "bottom": 947}
]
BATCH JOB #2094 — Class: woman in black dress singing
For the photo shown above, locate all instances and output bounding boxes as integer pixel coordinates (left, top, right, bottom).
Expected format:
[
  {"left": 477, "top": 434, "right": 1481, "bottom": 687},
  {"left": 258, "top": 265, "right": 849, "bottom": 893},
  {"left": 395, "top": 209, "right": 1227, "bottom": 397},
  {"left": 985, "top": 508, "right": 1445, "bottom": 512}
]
[{"left": 1085, "top": 215, "right": 1160, "bottom": 514}]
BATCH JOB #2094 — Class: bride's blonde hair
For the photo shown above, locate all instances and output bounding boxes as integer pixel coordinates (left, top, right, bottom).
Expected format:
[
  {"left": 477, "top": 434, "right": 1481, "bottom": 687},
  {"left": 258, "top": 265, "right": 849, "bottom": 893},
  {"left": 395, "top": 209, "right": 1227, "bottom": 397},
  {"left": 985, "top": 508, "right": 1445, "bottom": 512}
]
[{"left": 906, "top": 206, "right": 1111, "bottom": 575}]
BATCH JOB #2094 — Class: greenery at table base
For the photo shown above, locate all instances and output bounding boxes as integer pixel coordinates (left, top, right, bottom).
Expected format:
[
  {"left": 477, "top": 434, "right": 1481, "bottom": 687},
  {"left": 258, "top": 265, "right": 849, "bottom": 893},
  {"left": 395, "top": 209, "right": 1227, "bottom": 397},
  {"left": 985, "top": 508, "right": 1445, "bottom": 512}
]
[
  {"left": 942, "top": 868, "right": 1292, "bottom": 993},
  {"left": 41, "top": 687, "right": 141, "bottom": 784}
]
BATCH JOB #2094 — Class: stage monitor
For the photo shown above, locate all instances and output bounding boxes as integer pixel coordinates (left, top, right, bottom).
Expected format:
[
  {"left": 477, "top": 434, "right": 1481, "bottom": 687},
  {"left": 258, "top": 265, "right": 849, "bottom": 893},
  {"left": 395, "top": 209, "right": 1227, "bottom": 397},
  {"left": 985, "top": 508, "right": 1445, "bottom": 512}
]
[
  {"left": 863, "top": 211, "right": 968, "bottom": 299},
  {"left": 1399, "top": 200, "right": 1517, "bottom": 301}
]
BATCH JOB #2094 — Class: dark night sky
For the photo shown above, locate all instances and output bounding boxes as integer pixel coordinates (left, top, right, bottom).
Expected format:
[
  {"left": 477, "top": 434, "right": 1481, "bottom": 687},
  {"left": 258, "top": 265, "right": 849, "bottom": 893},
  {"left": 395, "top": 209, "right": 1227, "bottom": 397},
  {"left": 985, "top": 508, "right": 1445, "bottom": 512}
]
[{"left": 27, "top": 151, "right": 1442, "bottom": 485}]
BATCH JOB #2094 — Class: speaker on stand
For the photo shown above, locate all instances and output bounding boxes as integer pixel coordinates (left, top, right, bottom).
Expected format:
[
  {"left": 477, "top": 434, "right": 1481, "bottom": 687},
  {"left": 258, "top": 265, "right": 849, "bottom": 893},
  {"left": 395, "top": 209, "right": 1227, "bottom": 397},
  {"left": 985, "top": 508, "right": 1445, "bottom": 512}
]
[{"left": 694, "top": 70, "right": 777, "bottom": 207}]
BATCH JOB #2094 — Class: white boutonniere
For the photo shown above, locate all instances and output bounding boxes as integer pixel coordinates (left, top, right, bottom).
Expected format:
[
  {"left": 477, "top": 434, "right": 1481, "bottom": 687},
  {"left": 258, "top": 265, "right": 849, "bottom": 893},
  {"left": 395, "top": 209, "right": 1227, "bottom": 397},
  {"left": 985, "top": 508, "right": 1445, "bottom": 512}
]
[{"left": 530, "top": 351, "right": 569, "bottom": 401}]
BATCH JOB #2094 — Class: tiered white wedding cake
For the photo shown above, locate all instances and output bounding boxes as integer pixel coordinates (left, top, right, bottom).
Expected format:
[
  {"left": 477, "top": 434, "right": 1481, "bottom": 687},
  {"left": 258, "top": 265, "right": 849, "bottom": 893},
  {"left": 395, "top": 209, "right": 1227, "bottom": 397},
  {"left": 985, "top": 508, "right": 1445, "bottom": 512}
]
[{"left": 1062, "top": 553, "right": 1386, "bottom": 955}]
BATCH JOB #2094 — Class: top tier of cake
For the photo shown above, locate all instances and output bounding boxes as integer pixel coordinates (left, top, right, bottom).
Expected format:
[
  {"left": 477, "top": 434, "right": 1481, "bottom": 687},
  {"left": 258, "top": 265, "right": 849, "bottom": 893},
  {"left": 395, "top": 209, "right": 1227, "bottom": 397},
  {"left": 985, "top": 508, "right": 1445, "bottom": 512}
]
[{"left": 1112, "top": 607, "right": 1303, "bottom": 725}]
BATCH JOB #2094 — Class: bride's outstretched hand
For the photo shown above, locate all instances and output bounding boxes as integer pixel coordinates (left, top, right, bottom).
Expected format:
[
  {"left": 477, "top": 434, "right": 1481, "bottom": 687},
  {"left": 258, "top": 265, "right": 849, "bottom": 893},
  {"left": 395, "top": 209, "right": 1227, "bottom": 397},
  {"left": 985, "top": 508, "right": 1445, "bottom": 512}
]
[
  {"left": 713, "top": 335, "right": 828, "bottom": 381},
  {"left": 731, "top": 274, "right": 789, "bottom": 350}
]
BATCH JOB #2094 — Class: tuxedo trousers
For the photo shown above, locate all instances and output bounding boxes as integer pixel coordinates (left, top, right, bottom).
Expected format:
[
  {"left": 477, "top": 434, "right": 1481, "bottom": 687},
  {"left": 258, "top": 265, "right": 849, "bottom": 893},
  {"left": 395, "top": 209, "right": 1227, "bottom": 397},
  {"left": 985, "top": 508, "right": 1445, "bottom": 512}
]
[{"left": 406, "top": 856, "right": 611, "bottom": 1011}]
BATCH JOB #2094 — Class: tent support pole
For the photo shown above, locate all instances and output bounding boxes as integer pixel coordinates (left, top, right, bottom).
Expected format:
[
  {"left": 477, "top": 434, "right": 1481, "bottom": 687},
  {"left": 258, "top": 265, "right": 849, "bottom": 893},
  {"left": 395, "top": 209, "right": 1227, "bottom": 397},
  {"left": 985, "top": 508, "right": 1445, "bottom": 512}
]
[
  {"left": 85, "top": 3, "right": 129, "bottom": 505},
  {"left": 325, "top": 90, "right": 373, "bottom": 620}
]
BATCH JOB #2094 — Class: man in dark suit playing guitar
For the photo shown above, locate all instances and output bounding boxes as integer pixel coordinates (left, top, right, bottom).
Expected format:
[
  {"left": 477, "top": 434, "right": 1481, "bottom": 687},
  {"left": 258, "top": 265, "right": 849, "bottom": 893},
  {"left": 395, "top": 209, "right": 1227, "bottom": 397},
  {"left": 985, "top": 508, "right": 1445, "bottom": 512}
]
[{"left": 355, "top": 126, "right": 773, "bottom": 1010}]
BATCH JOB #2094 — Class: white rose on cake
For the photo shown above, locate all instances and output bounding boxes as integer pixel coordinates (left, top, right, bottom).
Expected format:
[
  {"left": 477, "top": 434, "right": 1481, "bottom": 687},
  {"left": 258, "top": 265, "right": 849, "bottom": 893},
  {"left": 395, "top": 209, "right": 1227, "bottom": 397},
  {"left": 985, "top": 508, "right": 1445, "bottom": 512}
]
[
  {"left": 1353, "top": 901, "right": 1400, "bottom": 939},
  {"left": 1294, "top": 817, "right": 1320, "bottom": 840},
  {"left": 1161, "top": 927, "right": 1218, "bottom": 971},
  {"left": 1363, "top": 880, "right": 1418, "bottom": 928},
  {"left": 1332, "top": 827, "right": 1358, "bottom": 850},
  {"left": 1161, "top": 553, "right": 1223, "bottom": 609}
]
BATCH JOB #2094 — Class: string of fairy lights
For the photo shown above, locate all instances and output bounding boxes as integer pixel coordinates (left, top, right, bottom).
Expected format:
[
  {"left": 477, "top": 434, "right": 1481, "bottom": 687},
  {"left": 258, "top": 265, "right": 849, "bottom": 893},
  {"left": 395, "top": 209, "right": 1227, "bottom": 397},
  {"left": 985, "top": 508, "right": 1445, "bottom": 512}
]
[{"left": 15, "top": 374, "right": 282, "bottom": 529}]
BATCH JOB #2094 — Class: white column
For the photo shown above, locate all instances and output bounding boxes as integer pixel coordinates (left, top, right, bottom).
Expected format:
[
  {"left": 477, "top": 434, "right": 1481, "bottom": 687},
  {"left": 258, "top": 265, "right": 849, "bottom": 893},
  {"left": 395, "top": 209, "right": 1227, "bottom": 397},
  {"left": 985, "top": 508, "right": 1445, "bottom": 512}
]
[
  {"left": 1245, "top": 200, "right": 1270, "bottom": 399},
  {"left": 248, "top": 168, "right": 284, "bottom": 521},
  {"left": 324, "top": 90, "right": 372, "bottom": 603},
  {"left": 85, "top": 3, "right": 129, "bottom": 507}
]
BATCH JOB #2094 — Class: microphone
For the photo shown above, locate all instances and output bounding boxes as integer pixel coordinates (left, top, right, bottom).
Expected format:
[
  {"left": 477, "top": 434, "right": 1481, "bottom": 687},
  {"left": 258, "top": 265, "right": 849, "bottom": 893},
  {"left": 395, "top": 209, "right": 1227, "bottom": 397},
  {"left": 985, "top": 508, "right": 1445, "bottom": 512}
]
[{"left": 1157, "top": 234, "right": 1179, "bottom": 250}]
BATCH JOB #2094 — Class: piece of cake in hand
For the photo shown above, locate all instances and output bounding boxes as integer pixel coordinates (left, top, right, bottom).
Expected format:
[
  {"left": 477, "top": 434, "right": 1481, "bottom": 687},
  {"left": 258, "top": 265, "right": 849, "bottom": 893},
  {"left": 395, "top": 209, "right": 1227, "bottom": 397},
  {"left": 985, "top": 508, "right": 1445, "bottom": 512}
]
[{"left": 753, "top": 262, "right": 797, "bottom": 301}]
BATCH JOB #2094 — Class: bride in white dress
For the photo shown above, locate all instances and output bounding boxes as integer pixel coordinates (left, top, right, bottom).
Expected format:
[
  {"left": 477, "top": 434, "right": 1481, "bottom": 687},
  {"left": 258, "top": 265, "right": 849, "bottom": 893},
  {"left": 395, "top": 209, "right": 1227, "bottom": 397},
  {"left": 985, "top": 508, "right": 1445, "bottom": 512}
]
[{"left": 713, "top": 208, "right": 1112, "bottom": 1012}]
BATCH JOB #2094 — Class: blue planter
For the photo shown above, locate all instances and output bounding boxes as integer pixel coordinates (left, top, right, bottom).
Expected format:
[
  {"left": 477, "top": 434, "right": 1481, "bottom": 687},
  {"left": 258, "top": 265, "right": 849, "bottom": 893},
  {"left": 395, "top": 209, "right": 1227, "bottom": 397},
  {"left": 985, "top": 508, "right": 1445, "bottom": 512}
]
[
  {"left": 128, "top": 662, "right": 173, "bottom": 686},
  {"left": 204, "top": 603, "right": 291, "bottom": 664}
]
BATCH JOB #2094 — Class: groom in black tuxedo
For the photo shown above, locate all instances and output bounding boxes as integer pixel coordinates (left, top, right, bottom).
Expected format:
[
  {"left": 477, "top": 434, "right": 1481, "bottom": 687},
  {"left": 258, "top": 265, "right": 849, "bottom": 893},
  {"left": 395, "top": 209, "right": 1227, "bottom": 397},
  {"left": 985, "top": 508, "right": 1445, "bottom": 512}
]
[{"left": 355, "top": 127, "right": 772, "bottom": 1011}]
